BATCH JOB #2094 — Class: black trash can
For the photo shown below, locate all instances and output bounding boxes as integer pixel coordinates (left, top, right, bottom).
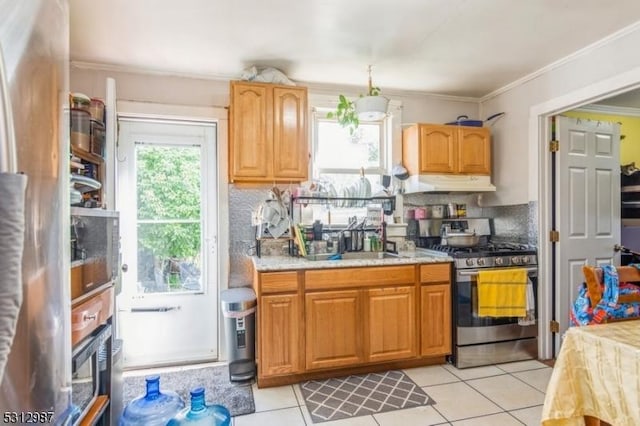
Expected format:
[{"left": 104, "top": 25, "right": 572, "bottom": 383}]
[{"left": 221, "top": 287, "right": 256, "bottom": 382}]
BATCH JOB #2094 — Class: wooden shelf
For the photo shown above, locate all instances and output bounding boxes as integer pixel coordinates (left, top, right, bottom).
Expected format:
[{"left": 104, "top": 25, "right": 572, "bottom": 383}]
[{"left": 71, "top": 146, "right": 104, "bottom": 165}]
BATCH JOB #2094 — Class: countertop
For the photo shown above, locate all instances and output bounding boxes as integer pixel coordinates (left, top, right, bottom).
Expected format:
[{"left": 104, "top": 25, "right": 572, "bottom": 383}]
[{"left": 252, "top": 249, "right": 453, "bottom": 272}]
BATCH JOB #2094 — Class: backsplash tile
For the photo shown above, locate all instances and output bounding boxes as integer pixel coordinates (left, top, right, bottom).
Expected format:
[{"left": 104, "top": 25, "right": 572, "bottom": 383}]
[
  {"left": 401, "top": 193, "right": 537, "bottom": 246},
  {"left": 229, "top": 188, "right": 540, "bottom": 286},
  {"left": 228, "top": 185, "right": 270, "bottom": 287},
  {"left": 228, "top": 185, "right": 294, "bottom": 287}
]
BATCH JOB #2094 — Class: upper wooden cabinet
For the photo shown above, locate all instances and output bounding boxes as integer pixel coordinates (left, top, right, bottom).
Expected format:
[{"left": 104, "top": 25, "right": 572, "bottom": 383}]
[
  {"left": 402, "top": 124, "right": 491, "bottom": 175},
  {"left": 229, "top": 81, "right": 308, "bottom": 182}
]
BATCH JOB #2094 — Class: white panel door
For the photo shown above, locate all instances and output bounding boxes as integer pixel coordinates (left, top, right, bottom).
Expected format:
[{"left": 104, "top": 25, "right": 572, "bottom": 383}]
[
  {"left": 556, "top": 116, "right": 620, "bottom": 345},
  {"left": 117, "top": 119, "right": 218, "bottom": 368}
]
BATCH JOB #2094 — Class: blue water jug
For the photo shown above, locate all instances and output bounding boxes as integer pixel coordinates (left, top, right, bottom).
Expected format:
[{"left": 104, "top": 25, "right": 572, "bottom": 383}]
[
  {"left": 167, "top": 387, "right": 231, "bottom": 426},
  {"left": 119, "top": 375, "right": 185, "bottom": 425}
]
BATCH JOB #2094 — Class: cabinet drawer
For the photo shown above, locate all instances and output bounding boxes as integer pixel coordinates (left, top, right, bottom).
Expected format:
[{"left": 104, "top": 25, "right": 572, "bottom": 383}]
[
  {"left": 306, "top": 265, "right": 415, "bottom": 291},
  {"left": 72, "top": 287, "right": 114, "bottom": 346},
  {"left": 260, "top": 271, "right": 298, "bottom": 293},
  {"left": 420, "top": 263, "right": 451, "bottom": 283},
  {"left": 71, "top": 259, "right": 111, "bottom": 300}
]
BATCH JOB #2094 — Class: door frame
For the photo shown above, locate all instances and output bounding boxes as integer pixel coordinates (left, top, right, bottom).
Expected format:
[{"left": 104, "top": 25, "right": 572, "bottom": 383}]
[
  {"left": 533, "top": 68, "right": 640, "bottom": 359},
  {"left": 115, "top": 101, "right": 231, "bottom": 360}
]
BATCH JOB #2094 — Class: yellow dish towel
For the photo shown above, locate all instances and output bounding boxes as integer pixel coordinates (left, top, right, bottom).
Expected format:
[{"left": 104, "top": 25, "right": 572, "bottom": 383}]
[{"left": 477, "top": 268, "right": 528, "bottom": 317}]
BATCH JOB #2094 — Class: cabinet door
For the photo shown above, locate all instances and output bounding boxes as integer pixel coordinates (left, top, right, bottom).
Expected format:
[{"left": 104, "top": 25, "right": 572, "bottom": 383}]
[
  {"left": 457, "top": 127, "right": 491, "bottom": 174},
  {"left": 272, "top": 87, "right": 308, "bottom": 180},
  {"left": 366, "top": 286, "right": 416, "bottom": 363},
  {"left": 418, "top": 125, "right": 456, "bottom": 173},
  {"left": 259, "top": 294, "right": 302, "bottom": 377},
  {"left": 229, "top": 82, "right": 271, "bottom": 180},
  {"left": 420, "top": 284, "right": 452, "bottom": 357},
  {"left": 305, "top": 290, "right": 363, "bottom": 370}
]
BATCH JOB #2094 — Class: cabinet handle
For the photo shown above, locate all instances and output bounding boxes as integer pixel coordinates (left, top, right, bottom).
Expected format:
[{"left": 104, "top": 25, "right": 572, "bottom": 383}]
[
  {"left": 84, "top": 313, "right": 98, "bottom": 321},
  {"left": 121, "top": 263, "right": 129, "bottom": 273}
]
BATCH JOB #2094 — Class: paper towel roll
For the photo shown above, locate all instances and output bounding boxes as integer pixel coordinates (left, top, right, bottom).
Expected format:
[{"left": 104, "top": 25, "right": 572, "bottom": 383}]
[{"left": 0, "top": 172, "right": 27, "bottom": 384}]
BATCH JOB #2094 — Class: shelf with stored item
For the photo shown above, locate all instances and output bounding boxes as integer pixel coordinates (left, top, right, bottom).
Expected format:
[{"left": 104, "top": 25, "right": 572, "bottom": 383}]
[
  {"left": 71, "top": 144, "right": 105, "bottom": 208},
  {"left": 402, "top": 123, "right": 491, "bottom": 175},
  {"left": 229, "top": 80, "right": 308, "bottom": 183}
]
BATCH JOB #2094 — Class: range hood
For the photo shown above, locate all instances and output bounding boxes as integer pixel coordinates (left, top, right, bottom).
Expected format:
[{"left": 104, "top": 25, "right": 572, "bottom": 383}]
[{"left": 403, "top": 174, "right": 496, "bottom": 193}]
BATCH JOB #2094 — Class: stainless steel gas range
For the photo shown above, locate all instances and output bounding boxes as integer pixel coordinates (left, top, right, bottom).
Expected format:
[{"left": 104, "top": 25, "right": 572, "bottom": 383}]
[{"left": 416, "top": 218, "right": 538, "bottom": 368}]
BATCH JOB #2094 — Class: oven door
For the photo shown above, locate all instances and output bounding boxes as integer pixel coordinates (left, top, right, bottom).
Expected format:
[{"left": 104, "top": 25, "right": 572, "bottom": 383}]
[
  {"left": 71, "top": 323, "right": 112, "bottom": 424},
  {"left": 455, "top": 267, "right": 538, "bottom": 345}
]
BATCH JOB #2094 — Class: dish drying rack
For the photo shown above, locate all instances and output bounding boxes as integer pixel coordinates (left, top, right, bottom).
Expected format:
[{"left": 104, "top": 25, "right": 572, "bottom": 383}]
[{"left": 287, "top": 194, "right": 396, "bottom": 258}]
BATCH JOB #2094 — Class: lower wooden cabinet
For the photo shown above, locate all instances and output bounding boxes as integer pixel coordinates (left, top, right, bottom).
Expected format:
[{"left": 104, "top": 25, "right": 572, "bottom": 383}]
[
  {"left": 420, "top": 284, "right": 452, "bottom": 356},
  {"left": 305, "top": 290, "right": 363, "bottom": 370},
  {"left": 367, "top": 286, "right": 416, "bottom": 362},
  {"left": 259, "top": 293, "right": 302, "bottom": 376},
  {"left": 254, "top": 262, "right": 451, "bottom": 386}
]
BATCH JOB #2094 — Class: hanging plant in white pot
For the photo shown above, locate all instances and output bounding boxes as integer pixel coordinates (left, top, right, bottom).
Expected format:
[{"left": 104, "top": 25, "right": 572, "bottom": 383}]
[{"left": 327, "top": 65, "right": 389, "bottom": 134}]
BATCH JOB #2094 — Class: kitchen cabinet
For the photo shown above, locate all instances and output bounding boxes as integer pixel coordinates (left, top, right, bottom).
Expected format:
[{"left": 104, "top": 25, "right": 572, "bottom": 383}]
[
  {"left": 366, "top": 286, "right": 416, "bottom": 362},
  {"left": 260, "top": 293, "right": 302, "bottom": 376},
  {"left": 253, "top": 262, "right": 451, "bottom": 388},
  {"left": 305, "top": 290, "right": 363, "bottom": 370},
  {"left": 254, "top": 271, "right": 303, "bottom": 381},
  {"left": 229, "top": 81, "right": 308, "bottom": 182},
  {"left": 402, "top": 124, "right": 491, "bottom": 175},
  {"left": 419, "top": 264, "right": 452, "bottom": 356}
]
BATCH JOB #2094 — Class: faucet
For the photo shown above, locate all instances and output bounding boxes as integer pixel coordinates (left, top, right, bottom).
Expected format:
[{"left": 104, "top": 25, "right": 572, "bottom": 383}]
[{"left": 337, "top": 217, "right": 356, "bottom": 253}]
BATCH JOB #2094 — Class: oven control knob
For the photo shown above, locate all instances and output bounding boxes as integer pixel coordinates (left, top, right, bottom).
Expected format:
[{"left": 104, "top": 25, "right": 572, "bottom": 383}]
[
  {"left": 521, "top": 256, "right": 529, "bottom": 264},
  {"left": 511, "top": 256, "right": 521, "bottom": 264},
  {"left": 466, "top": 258, "right": 475, "bottom": 266},
  {"left": 477, "top": 258, "right": 485, "bottom": 266},
  {"left": 495, "top": 257, "right": 504, "bottom": 266}
]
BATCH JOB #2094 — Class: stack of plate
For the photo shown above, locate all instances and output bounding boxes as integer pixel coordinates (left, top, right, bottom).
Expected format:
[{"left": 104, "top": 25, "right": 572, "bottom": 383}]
[{"left": 339, "top": 176, "right": 371, "bottom": 208}]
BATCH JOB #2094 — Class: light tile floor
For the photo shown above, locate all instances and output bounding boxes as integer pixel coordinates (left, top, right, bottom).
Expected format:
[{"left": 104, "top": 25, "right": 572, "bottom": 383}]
[{"left": 233, "top": 360, "right": 551, "bottom": 426}]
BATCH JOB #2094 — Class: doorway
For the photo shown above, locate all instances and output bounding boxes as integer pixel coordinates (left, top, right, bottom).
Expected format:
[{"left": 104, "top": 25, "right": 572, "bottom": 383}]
[
  {"left": 535, "top": 71, "right": 640, "bottom": 359},
  {"left": 116, "top": 118, "right": 219, "bottom": 368}
]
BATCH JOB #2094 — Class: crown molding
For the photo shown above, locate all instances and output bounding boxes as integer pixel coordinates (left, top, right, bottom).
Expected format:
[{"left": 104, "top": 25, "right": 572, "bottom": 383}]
[
  {"left": 574, "top": 103, "right": 640, "bottom": 117},
  {"left": 480, "top": 20, "right": 640, "bottom": 103}
]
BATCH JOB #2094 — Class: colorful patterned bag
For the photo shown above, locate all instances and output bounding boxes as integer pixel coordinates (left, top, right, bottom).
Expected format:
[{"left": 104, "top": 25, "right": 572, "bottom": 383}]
[{"left": 570, "top": 264, "right": 640, "bottom": 326}]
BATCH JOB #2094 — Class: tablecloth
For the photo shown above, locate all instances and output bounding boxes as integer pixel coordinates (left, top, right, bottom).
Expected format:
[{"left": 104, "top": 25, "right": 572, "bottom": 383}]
[{"left": 541, "top": 321, "right": 640, "bottom": 425}]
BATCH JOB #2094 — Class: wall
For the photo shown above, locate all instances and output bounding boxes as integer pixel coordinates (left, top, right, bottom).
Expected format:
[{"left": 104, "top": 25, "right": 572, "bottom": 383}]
[
  {"left": 562, "top": 110, "right": 640, "bottom": 164},
  {"left": 478, "top": 23, "right": 640, "bottom": 206},
  {"left": 70, "top": 65, "right": 483, "bottom": 287}
]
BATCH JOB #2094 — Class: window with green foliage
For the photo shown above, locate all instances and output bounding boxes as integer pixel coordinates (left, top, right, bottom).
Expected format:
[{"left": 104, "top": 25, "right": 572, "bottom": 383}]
[{"left": 136, "top": 144, "right": 202, "bottom": 293}]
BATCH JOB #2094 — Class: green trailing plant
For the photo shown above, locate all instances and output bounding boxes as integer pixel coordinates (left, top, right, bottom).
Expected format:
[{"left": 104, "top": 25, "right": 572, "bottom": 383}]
[
  {"left": 326, "top": 94, "right": 359, "bottom": 135},
  {"left": 327, "top": 66, "right": 383, "bottom": 134}
]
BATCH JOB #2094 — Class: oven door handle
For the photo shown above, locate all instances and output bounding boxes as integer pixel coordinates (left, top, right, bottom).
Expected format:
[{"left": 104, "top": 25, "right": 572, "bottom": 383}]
[{"left": 458, "top": 267, "right": 538, "bottom": 277}]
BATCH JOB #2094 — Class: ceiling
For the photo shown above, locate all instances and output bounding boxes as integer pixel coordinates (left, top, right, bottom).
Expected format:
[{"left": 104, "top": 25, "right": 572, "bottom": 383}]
[{"left": 70, "top": 0, "right": 640, "bottom": 98}]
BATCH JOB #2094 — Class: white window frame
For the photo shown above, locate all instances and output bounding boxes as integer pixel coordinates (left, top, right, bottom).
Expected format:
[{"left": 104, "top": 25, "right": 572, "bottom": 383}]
[{"left": 311, "top": 107, "right": 390, "bottom": 181}]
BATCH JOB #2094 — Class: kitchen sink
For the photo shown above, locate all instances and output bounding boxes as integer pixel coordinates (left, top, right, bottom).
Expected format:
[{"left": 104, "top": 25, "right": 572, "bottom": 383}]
[{"left": 305, "top": 252, "right": 401, "bottom": 261}]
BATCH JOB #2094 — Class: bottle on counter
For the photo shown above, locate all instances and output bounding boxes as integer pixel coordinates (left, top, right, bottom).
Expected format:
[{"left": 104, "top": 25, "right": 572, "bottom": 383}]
[
  {"left": 312, "top": 220, "right": 323, "bottom": 240},
  {"left": 119, "top": 375, "right": 185, "bottom": 426},
  {"left": 167, "top": 387, "right": 231, "bottom": 426}
]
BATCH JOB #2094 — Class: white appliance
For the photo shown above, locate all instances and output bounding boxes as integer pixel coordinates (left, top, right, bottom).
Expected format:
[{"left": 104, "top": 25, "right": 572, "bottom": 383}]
[{"left": 0, "top": 0, "right": 72, "bottom": 422}]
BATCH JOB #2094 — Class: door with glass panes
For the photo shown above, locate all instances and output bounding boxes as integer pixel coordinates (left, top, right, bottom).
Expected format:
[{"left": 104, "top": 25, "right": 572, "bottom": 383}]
[{"left": 117, "top": 119, "right": 218, "bottom": 367}]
